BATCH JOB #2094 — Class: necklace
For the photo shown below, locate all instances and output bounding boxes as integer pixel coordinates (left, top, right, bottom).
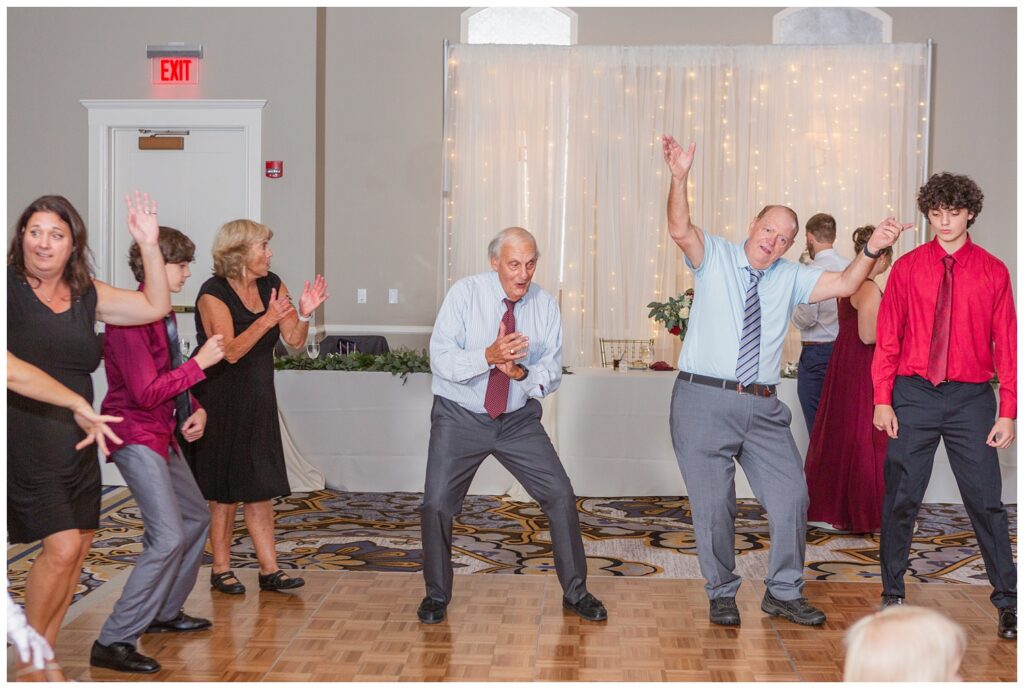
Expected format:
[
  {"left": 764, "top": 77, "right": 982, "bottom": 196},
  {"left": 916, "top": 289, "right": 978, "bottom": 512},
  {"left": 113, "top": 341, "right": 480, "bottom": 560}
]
[{"left": 30, "top": 281, "right": 64, "bottom": 304}]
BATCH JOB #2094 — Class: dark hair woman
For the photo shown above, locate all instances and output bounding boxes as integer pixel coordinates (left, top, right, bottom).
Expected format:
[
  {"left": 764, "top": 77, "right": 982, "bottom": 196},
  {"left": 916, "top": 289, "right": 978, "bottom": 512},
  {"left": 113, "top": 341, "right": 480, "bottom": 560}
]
[{"left": 7, "top": 192, "right": 171, "bottom": 680}]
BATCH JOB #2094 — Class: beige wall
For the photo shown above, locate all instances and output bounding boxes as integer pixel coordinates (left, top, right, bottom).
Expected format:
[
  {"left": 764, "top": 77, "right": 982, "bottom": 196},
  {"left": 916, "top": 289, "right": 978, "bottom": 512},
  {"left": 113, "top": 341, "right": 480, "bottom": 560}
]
[
  {"left": 7, "top": 7, "right": 317, "bottom": 288},
  {"left": 8, "top": 7, "right": 1016, "bottom": 348}
]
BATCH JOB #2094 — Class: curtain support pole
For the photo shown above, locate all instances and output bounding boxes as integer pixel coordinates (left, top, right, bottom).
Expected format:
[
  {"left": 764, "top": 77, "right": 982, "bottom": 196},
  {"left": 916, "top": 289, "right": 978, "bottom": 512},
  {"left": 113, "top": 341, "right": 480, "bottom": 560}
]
[{"left": 919, "top": 38, "right": 935, "bottom": 248}]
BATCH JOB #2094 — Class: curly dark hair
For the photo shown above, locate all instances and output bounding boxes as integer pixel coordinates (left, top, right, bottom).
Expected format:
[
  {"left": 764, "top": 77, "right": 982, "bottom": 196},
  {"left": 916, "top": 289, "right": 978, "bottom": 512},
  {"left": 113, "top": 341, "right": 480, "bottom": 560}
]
[
  {"left": 917, "top": 172, "right": 983, "bottom": 228},
  {"left": 852, "top": 225, "right": 893, "bottom": 260},
  {"left": 128, "top": 226, "right": 195, "bottom": 282},
  {"left": 8, "top": 195, "right": 94, "bottom": 298}
]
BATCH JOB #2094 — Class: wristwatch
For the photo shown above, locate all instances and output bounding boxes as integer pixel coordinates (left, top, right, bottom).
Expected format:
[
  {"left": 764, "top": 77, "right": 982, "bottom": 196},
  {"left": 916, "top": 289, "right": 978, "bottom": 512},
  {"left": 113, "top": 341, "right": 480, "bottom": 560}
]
[
  {"left": 863, "top": 244, "right": 882, "bottom": 259},
  {"left": 515, "top": 364, "right": 529, "bottom": 381}
]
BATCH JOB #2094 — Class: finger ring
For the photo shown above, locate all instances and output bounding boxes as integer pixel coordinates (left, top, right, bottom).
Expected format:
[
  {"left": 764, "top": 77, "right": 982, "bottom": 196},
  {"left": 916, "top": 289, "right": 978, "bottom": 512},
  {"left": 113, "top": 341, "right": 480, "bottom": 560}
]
[{"left": 145, "top": 210, "right": 156, "bottom": 215}]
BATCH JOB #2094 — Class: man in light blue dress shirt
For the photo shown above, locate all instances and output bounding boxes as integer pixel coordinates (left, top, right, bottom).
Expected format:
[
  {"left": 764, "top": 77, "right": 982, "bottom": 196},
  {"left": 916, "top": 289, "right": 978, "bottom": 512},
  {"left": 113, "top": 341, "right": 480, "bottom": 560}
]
[
  {"left": 791, "top": 213, "right": 851, "bottom": 434},
  {"left": 661, "top": 136, "right": 910, "bottom": 628},
  {"left": 418, "top": 227, "right": 607, "bottom": 625}
]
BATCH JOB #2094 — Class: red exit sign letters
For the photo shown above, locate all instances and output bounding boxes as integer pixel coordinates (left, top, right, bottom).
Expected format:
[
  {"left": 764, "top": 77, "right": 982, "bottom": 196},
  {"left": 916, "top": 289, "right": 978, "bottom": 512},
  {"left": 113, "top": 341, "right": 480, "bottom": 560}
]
[{"left": 151, "top": 58, "right": 199, "bottom": 85}]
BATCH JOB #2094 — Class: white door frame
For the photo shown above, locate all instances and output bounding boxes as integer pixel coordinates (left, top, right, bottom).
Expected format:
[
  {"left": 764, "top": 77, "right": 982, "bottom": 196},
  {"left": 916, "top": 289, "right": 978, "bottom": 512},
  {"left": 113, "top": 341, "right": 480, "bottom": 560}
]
[{"left": 80, "top": 99, "right": 266, "bottom": 282}]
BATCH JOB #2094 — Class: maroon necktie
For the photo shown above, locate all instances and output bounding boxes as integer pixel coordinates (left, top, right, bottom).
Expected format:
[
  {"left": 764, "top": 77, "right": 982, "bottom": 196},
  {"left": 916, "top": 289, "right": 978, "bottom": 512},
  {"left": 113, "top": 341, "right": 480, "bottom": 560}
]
[
  {"left": 925, "top": 255, "right": 955, "bottom": 386},
  {"left": 483, "top": 298, "right": 517, "bottom": 419}
]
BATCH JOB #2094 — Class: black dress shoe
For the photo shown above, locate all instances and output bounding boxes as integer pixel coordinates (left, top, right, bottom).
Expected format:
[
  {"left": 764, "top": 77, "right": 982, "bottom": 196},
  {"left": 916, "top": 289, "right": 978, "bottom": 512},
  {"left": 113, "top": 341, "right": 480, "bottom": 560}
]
[
  {"left": 998, "top": 607, "right": 1017, "bottom": 640},
  {"left": 761, "top": 590, "right": 826, "bottom": 626},
  {"left": 211, "top": 570, "right": 246, "bottom": 594},
  {"left": 417, "top": 596, "right": 447, "bottom": 624},
  {"left": 145, "top": 610, "right": 212, "bottom": 634},
  {"left": 563, "top": 592, "right": 608, "bottom": 622},
  {"left": 709, "top": 597, "right": 740, "bottom": 626},
  {"left": 90, "top": 641, "right": 160, "bottom": 674},
  {"left": 880, "top": 594, "right": 905, "bottom": 610},
  {"left": 258, "top": 569, "right": 305, "bottom": 591}
]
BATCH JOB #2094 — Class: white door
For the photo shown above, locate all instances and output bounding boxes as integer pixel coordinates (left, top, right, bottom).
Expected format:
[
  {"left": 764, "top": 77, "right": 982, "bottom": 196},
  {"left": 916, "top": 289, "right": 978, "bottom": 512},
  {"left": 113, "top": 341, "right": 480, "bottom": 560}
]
[
  {"left": 84, "top": 99, "right": 266, "bottom": 345},
  {"left": 110, "top": 127, "right": 248, "bottom": 315}
]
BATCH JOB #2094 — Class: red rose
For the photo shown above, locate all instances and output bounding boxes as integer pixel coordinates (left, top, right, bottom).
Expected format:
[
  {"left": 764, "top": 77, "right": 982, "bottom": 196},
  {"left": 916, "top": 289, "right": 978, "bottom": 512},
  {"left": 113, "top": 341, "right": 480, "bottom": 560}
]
[{"left": 669, "top": 326, "right": 681, "bottom": 335}]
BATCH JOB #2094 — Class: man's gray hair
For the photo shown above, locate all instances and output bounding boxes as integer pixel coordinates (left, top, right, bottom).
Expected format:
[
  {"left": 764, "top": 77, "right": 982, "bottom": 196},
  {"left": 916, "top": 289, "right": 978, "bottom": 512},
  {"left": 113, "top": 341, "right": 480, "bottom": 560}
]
[{"left": 487, "top": 227, "right": 541, "bottom": 261}]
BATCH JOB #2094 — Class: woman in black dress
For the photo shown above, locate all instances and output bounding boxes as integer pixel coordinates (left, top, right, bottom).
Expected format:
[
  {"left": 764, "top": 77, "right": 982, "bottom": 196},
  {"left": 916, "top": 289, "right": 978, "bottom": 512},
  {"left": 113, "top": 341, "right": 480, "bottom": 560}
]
[
  {"left": 7, "top": 193, "right": 170, "bottom": 680},
  {"left": 193, "top": 219, "right": 328, "bottom": 594}
]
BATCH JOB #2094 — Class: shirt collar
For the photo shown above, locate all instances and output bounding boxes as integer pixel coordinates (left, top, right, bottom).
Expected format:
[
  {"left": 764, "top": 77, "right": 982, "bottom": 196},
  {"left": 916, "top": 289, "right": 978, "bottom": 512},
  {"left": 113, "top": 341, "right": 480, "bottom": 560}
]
[
  {"left": 814, "top": 248, "right": 837, "bottom": 259},
  {"left": 928, "top": 232, "right": 975, "bottom": 266}
]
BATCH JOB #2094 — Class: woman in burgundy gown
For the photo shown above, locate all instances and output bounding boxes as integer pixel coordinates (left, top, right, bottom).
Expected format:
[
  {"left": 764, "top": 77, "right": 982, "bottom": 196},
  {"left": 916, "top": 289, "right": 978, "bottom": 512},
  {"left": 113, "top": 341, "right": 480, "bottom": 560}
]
[{"left": 805, "top": 225, "right": 893, "bottom": 534}]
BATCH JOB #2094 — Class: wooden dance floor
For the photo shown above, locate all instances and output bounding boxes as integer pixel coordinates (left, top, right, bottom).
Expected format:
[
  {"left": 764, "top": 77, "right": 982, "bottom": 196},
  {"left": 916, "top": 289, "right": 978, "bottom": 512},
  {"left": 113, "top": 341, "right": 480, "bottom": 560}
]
[{"left": 26, "top": 569, "right": 1017, "bottom": 682}]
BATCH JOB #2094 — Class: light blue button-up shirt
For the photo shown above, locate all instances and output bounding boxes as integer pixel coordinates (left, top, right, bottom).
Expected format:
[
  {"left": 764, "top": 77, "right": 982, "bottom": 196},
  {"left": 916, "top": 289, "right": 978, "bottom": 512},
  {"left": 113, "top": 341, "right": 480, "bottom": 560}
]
[
  {"left": 678, "top": 233, "right": 823, "bottom": 385},
  {"left": 430, "top": 271, "right": 562, "bottom": 414}
]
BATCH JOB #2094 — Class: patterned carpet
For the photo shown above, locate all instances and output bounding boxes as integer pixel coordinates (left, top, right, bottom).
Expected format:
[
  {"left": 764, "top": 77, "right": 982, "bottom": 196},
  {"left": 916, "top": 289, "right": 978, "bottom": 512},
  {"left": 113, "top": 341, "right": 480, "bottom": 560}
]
[{"left": 6, "top": 488, "right": 1015, "bottom": 606}]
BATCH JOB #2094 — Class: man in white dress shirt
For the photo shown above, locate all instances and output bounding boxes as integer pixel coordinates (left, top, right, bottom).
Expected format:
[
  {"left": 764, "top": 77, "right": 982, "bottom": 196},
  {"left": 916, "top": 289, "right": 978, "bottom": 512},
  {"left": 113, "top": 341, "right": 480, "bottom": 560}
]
[
  {"left": 790, "top": 213, "right": 851, "bottom": 434},
  {"left": 418, "top": 227, "right": 607, "bottom": 625}
]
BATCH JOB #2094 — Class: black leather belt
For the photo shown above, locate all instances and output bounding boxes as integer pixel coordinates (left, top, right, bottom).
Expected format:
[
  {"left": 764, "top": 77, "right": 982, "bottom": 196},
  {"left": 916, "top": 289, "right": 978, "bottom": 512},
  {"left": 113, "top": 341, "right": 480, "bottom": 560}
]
[
  {"left": 801, "top": 341, "right": 831, "bottom": 347},
  {"left": 677, "top": 371, "right": 777, "bottom": 398}
]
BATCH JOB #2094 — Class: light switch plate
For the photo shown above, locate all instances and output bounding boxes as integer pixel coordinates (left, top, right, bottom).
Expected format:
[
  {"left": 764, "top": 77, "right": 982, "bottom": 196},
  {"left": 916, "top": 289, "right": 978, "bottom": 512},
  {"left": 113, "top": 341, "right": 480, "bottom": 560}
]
[
  {"left": 357, "top": 288, "right": 367, "bottom": 304},
  {"left": 388, "top": 288, "right": 398, "bottom": 304}
]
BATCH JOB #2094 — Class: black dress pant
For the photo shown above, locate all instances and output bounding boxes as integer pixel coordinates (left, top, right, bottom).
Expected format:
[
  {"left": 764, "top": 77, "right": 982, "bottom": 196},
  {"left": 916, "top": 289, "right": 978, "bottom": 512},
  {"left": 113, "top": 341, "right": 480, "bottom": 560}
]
[{"left": 880, "top": 375, "right": 1016, "bottom": 609}]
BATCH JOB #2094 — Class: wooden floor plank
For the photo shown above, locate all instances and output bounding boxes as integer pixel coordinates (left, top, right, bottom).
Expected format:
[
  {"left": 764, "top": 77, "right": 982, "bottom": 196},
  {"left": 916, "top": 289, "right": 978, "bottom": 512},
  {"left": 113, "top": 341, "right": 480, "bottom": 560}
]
[{"left": 10, "top": 569, "right": 1016, "bottom": 682}]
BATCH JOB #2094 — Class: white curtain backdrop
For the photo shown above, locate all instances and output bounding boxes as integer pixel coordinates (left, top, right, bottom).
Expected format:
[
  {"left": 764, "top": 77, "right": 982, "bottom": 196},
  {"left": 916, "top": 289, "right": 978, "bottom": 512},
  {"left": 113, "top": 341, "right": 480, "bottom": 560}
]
[{"left": 443, "top": 43, "right": 929, "bottom": 367}]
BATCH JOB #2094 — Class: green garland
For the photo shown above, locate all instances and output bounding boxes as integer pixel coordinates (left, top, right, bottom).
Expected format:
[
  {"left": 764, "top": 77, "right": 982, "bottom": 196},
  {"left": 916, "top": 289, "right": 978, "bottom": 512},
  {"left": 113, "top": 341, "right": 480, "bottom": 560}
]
[
  {"left": 275, "top": 348, "right": 573, "bottom": 381},
  {"left": 275, "top": 348, "right": 431, "bottom": 383}
]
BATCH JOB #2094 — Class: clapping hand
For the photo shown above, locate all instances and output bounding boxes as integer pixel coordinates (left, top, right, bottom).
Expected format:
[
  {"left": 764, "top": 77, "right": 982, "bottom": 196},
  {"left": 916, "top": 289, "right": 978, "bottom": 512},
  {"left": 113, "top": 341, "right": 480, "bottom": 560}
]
[
  {"left": 125, "top": 191, "right": 160, "bottom": 246},
  {"left": 485, "top": 322, "right": 529, "bottom": 366},
  {"left": 298, "top": 275, "right": 329, "bottom": 319},
  {"left": 262, "top": 287, "right": 294, "bottom": 326},
  {"left": 662, "top": 136, "right": 696, "bottom": 180},
  {"left": 868, "top": 217, "right": 914, "bottom": 254},
  {"left": 71, "top": 403, "right": 123, "bottom": 457}
]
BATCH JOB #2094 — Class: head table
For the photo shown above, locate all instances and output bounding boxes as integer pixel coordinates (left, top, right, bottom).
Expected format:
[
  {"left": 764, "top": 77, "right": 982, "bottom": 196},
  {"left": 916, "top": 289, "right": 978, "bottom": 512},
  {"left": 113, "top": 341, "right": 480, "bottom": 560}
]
[{"left": 93, "top": 366, "right": 1015, "bottom": 503}]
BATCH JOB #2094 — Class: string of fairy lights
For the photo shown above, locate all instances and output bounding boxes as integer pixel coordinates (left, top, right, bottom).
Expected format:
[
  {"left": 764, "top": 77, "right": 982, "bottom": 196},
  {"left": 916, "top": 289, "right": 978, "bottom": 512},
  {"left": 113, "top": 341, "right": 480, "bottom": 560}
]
[{"left": 444, "top": 45, "right": 929, "bottom": 366}]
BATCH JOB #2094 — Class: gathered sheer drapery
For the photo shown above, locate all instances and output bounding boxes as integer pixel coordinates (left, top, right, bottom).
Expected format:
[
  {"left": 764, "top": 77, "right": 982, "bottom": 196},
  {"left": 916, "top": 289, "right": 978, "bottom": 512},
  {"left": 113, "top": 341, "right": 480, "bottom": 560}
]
[{"left": 443, "top": 44, "right": 929, "bottom": 367}]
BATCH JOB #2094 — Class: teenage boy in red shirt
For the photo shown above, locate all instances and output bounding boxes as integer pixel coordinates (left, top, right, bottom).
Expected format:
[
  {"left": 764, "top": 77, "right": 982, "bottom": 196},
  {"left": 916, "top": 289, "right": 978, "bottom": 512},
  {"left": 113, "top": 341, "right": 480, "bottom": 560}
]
[{"left": 872, "top": 172, "right": 1016, "bottom": 640}]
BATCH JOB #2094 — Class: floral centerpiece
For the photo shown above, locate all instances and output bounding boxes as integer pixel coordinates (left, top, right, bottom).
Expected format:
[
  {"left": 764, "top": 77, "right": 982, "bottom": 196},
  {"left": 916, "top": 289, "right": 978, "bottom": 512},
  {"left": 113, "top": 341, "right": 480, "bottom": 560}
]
[{"left": 646, "top": 288, "right": 694, "bottom": 341}]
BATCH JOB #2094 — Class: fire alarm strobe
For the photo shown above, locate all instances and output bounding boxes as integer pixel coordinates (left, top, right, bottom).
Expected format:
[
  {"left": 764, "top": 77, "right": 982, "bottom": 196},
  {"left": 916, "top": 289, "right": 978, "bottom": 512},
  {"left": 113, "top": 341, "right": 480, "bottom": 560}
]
[{"left": 266, "top": 161, "right": 284, "bottom": 178}]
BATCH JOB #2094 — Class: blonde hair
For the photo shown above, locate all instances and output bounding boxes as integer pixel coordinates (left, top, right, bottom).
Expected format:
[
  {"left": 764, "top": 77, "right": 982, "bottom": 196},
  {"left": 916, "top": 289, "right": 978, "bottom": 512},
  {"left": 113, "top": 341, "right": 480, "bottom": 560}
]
[
  {"left": 211, "top": 219, "right": 273, "bottom": 278},
  {"left": 843, "top": 606, "right": 966, "bottom": 682}
]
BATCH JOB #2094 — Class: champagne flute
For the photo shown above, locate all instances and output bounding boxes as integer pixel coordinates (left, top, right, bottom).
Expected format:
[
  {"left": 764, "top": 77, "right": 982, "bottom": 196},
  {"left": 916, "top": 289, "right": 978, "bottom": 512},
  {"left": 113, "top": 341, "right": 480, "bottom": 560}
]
[
  {"left": 306, "top": 329, "right": 320, "bottom": 359},
  {"left": 179, "top": 337, "right": 192, "bottom": 360}
]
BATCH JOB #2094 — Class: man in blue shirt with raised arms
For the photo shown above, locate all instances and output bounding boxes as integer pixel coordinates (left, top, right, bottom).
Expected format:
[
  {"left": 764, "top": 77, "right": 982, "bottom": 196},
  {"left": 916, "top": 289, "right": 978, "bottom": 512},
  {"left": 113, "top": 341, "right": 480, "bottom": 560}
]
[
  {"left": 419, "top": 227, "right": 607, "bottom": 625},
  {"left": 661, "top": 135, "right": 910, "bottom": 627}
]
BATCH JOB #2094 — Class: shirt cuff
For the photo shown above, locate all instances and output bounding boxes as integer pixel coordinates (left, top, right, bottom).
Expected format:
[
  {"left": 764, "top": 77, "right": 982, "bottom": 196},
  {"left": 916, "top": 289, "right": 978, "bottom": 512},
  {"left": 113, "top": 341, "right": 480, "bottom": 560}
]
[{"left": 873, "top": 386, "right": 893, "bottom": 406}]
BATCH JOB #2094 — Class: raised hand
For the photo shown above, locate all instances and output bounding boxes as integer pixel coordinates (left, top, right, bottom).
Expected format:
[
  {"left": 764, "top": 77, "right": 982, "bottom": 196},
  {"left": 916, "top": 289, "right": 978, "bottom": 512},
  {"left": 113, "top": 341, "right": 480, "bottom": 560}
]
[
  {"left": 71, "top": 404, "right": 124, "bottom": 457},
  {"left": 868, "top": 217, "right": 915, "bottom": 254},
  {"left": 485, "top": 322, "right": 529, "bottom": 366},
  {"left": 298, "top": 275, "right": 329, "bottom": 318},
  {"left": 261, "top": 287, "right": 294, "bottom": 327},
  {"left": 124, "top": 191, "right": 160, "bottom": 246},
  {"left": 194, "top": 334, "right": 226, "bottom": 370},
  {"left": 662, "top": 136, "right": 696, "bottom": 180}
]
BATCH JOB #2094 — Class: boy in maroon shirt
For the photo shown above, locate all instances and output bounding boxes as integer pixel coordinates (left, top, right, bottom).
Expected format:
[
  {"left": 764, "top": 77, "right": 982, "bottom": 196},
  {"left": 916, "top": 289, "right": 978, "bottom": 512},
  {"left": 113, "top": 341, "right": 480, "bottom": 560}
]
[
  {"left": 872, "top": 173, "right": 1016, "bottom": 640},
  {"left": 90, "top": 228, "right": 226, "bottom": 673}
]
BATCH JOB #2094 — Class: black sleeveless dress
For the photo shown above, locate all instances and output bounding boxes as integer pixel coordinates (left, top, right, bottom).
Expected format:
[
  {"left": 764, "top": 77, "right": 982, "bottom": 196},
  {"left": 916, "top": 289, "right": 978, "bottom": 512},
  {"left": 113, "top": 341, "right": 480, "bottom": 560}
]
[
  {"left": 7, "top": 266, "right": 103, "bottom": 543},
  {"left": 191, "top": 273, "right": 290, "bottom": 503}
]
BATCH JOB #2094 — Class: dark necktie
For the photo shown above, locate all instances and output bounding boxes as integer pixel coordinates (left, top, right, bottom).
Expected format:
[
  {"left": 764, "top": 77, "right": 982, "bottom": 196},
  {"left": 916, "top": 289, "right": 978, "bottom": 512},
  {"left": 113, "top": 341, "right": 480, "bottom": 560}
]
[
  {"left": 926, "top": 255, "right": 955, "bottom": 386},
  {"left": 164, "top": 314, "right": 194, "bottom": 427},
  {"left": 483, "top": 298, "right": 517, "bottom": 419},
  {"left": 735, "top": 267, "right": 765, "bottom": 386}
]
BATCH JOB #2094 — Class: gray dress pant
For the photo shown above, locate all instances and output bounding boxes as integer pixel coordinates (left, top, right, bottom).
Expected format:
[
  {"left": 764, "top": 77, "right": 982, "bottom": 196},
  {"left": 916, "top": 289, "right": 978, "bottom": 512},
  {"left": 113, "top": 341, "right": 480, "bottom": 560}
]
[
  {"left": 98, "top": 444, "right": 210, "bottom": 646},
  {"left": 670, "top": 378, "right": 808, "bottom": 601},
  {"left": 421, "top": 395, "right": 589, "bottom": 605}
]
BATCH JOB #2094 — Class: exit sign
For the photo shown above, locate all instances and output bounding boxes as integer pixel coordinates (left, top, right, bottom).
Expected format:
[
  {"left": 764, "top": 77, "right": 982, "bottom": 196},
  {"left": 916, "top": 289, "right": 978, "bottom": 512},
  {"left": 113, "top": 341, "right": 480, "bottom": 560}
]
[{"left": 151, "top": 57, "right": 199, "bottom": 85}]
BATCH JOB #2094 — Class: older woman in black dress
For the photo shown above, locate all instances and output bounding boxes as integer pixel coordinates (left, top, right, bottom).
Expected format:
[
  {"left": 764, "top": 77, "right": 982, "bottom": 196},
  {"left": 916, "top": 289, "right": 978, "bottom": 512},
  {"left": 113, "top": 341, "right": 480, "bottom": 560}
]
[
  {"left": 193, "top": 219, "right": 328, "bottom": 594},
  {"left": 7, "top": 192, "right": 170, "bottom": 680}
]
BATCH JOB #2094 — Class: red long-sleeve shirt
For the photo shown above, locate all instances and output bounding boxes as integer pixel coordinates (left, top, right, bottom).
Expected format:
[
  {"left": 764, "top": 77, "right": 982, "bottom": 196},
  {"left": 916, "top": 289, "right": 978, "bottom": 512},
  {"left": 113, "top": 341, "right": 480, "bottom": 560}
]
[
  {"left": 100, "top": 311, "right": 205, "bottom": 460},
  {"left": 872, "top": 234, "right": 1016, "bottom": 419}
]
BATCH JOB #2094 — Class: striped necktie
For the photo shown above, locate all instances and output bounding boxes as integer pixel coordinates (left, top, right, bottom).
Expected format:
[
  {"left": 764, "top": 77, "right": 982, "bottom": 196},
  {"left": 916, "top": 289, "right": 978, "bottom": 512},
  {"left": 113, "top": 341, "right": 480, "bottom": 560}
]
[{"left": 735, "top": 267, "right": 765, "bottom": 386}]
